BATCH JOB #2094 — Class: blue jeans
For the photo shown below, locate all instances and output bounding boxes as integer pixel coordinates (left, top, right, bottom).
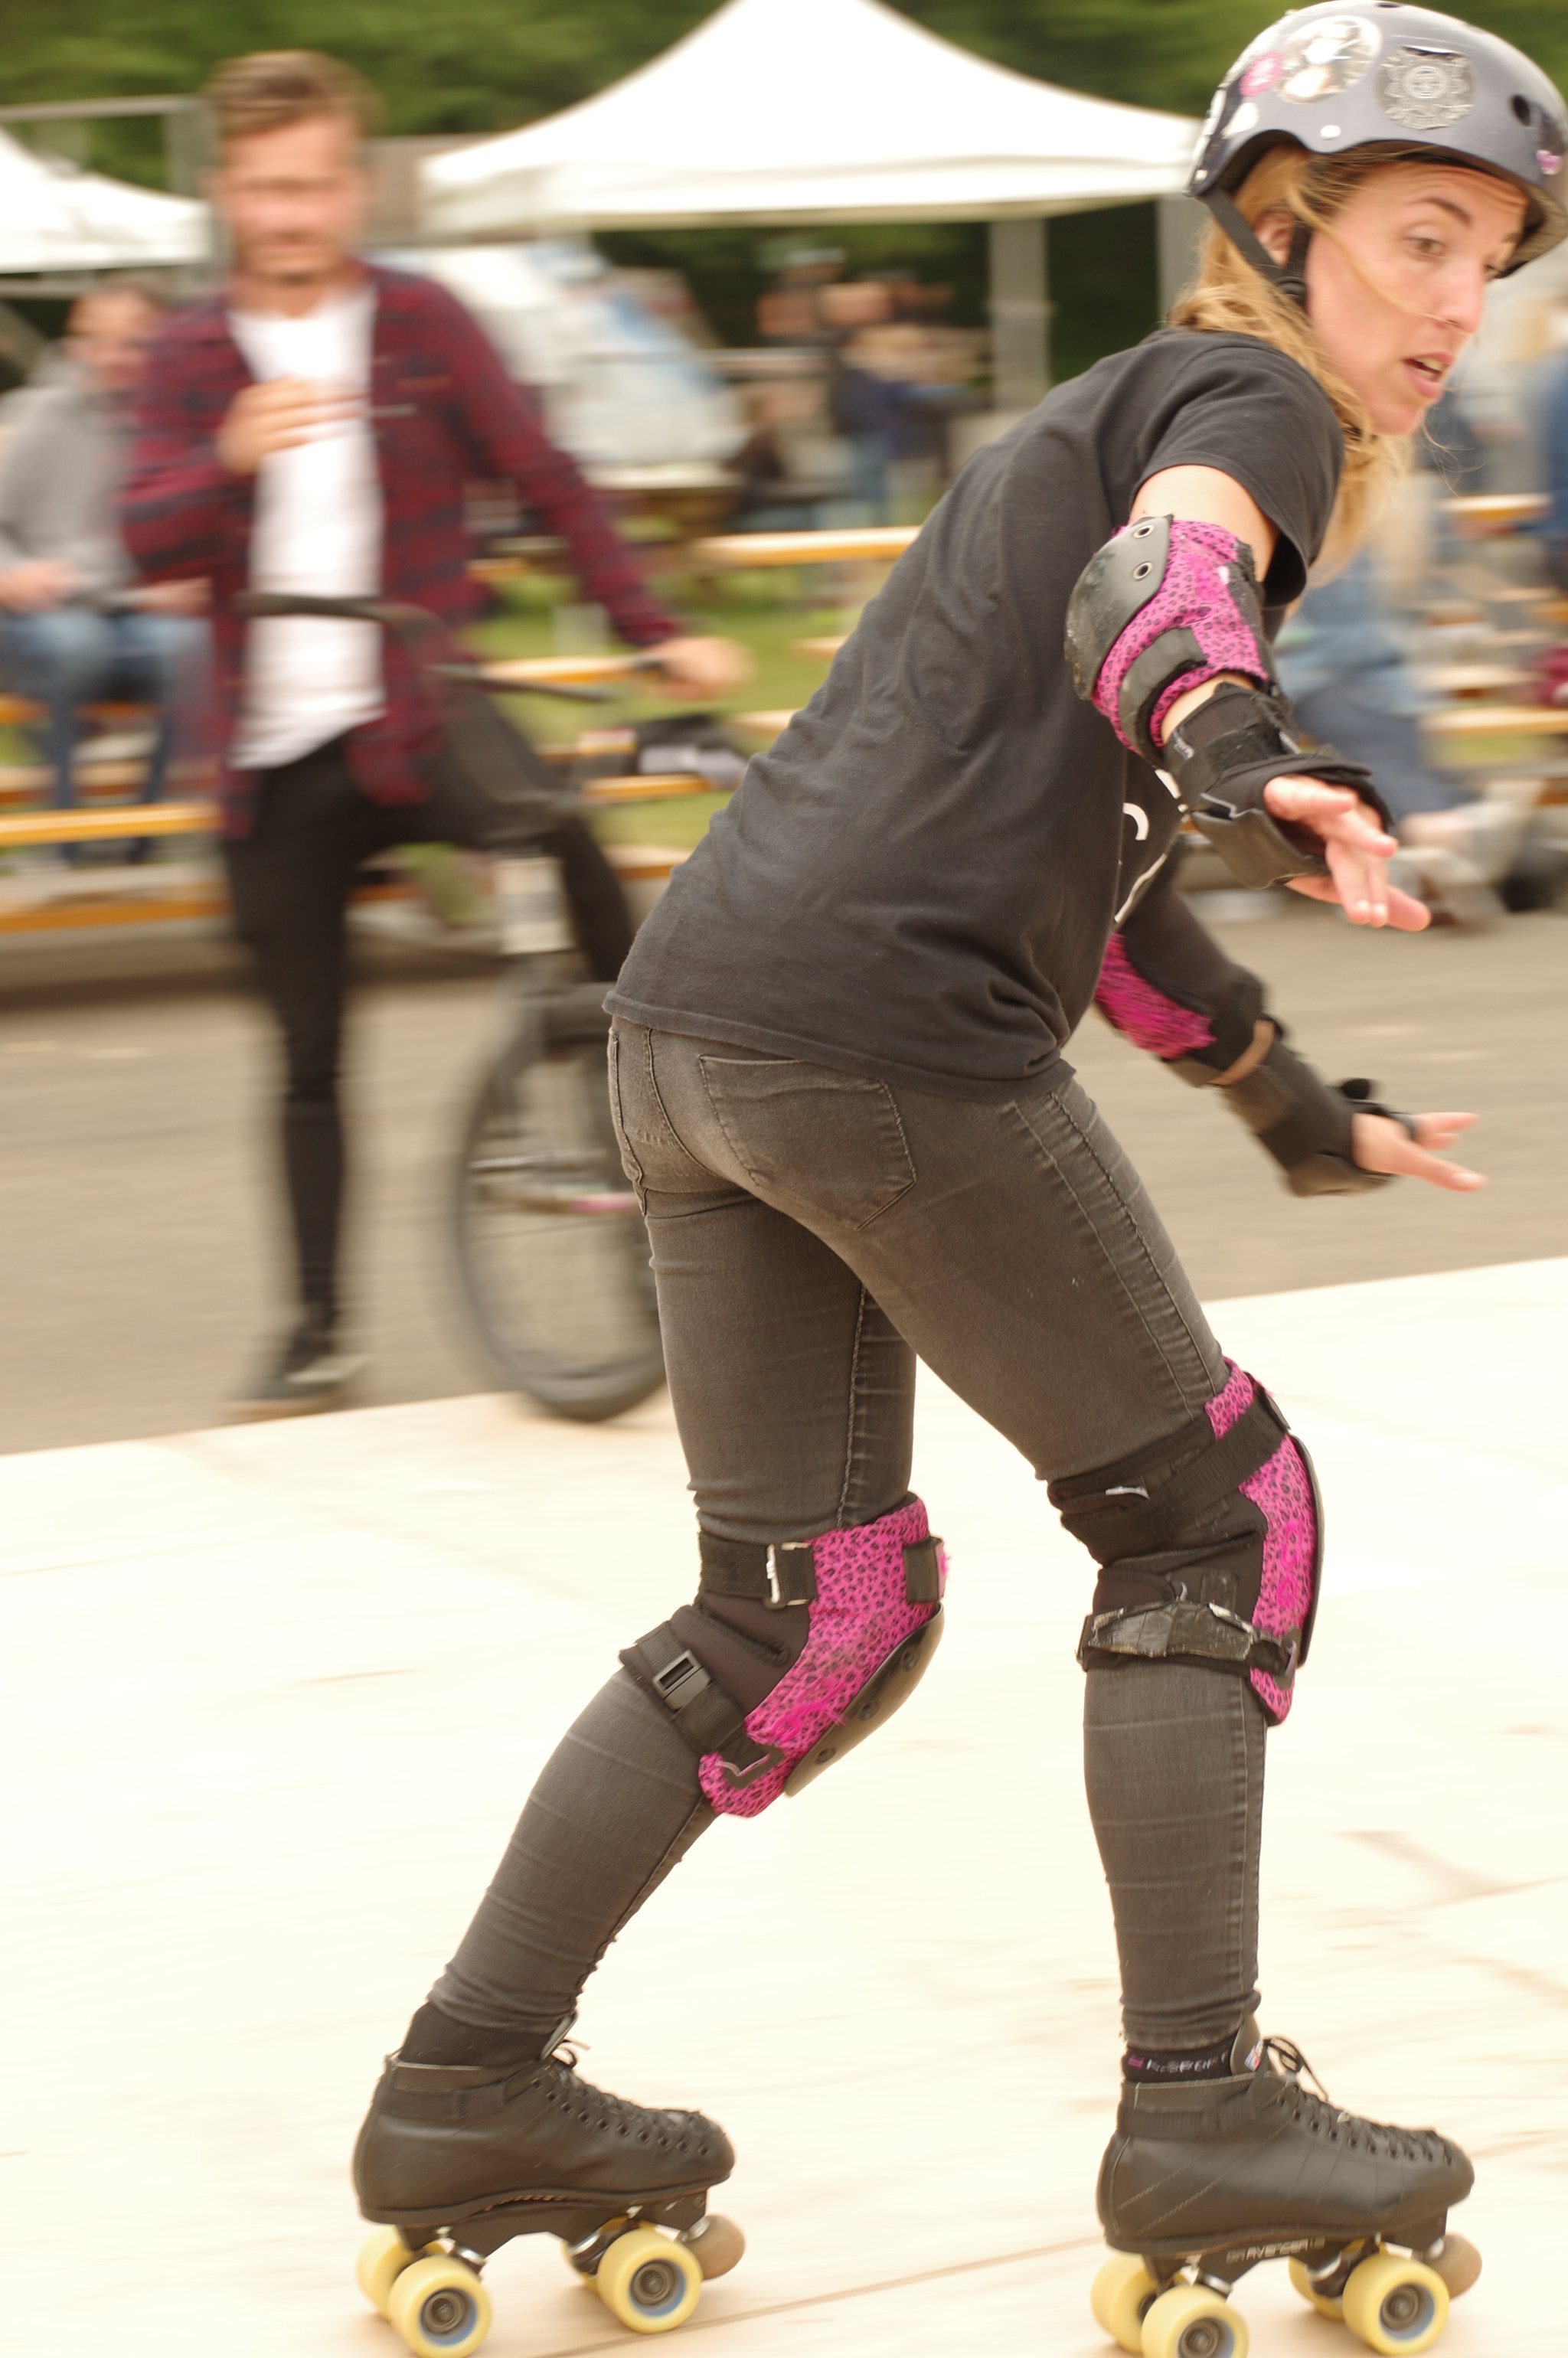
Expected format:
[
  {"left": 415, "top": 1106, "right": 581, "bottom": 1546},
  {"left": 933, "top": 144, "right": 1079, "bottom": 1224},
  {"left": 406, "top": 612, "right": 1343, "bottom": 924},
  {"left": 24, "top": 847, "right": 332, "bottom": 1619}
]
[{"left": 0, "top": 605, "right": 207, "bottom": 854}]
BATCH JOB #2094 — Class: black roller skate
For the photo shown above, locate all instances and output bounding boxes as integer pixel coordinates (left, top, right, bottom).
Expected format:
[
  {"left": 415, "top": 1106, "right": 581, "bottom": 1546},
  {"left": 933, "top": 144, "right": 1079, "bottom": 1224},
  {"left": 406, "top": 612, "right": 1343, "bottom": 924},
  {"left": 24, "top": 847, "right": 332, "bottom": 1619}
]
[
  {"left": 352, "top": 2023, "right": 743, "bottom": 2350},
  {"left": 1089, "top": 2017, "right": 1479, "bottom": 2357}
]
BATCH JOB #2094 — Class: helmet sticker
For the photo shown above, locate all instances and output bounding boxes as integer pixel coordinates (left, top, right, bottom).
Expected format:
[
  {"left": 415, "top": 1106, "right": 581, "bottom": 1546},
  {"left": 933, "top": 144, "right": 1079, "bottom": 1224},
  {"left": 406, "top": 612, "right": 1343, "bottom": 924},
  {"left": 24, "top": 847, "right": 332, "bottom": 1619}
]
[
  {"left": 1279, "top": 17, "right": 1381, "bottom": 105},
  {"left": 1240, "top": 51, "right": 1285, "bottom": 98},
  {"left": 1542, "top": 151, "right": 1564, "bottom": 178},
  {"left": 1196, "top": 82, "right": 1228, "bottom": 152},
  {"left": 1377, "top": 45, "right": 1478, "bottom": 130}
]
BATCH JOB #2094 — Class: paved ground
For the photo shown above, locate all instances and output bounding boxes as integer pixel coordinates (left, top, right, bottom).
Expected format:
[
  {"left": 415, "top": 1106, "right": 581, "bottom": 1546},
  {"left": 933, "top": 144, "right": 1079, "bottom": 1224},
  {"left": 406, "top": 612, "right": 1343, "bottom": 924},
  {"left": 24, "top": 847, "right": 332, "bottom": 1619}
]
[
  {"left": 3, "top": 890, "right": 1566, "bottom": 1454},
  {"left": 5, "top": 1259, "right": 1565, "bottom": 2355}
]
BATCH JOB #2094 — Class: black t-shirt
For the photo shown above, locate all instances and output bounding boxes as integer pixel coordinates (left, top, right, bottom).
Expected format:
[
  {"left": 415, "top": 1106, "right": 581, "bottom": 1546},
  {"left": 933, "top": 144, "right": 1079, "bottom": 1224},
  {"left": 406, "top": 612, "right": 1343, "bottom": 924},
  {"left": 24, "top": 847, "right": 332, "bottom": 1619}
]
[{"left": 609, "top": 330, "right": 1342, "bottom": 1098}]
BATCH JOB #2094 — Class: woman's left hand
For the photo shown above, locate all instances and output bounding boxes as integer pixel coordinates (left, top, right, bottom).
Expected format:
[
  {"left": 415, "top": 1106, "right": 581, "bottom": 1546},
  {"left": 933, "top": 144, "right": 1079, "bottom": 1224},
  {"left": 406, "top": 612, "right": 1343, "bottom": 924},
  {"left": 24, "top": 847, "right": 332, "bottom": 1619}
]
[
  {"left": 1263, "top": 776, "right": 1429, "bottom": 930},
  {"left": 1351, "top": 1109, "right": 1485, "bottom": 1190}
]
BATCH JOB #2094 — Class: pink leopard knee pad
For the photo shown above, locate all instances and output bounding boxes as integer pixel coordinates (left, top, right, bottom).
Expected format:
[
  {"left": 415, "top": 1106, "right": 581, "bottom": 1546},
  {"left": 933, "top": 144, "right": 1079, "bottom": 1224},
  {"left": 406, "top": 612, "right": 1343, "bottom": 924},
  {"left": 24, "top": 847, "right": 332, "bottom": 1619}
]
[
  {"left": 698, "top": 1497, "right": 946, "bottom": 1818},
  {"left": 1207, "top": 1361, "right": 1320, "bottom": 1723}
]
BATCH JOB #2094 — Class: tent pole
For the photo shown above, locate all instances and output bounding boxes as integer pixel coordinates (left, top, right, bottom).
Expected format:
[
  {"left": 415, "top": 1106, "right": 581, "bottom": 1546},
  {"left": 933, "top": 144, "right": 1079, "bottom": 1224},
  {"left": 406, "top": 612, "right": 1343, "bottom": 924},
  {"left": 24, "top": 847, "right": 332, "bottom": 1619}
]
[
  {"left": 988, "top": 217, "right": 1050, "bottom": 413},
  {"left": 1157, "top": 194, "right": 1208, "bottom": 315}
]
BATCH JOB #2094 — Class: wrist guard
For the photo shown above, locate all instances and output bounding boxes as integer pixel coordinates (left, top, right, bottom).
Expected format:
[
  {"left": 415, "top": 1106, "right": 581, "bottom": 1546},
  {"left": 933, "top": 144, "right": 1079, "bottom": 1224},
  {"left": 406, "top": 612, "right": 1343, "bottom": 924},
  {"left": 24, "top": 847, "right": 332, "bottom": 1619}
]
[
  {"left": 1065, "top": 515, "right": 1393, "bottom": 890},
  {"left": 1163, "top": 681, "right": 1390, "bottom": 890},
  {"left": 1172, "top": 1023, "right": 1415, "bottom": 1196}
]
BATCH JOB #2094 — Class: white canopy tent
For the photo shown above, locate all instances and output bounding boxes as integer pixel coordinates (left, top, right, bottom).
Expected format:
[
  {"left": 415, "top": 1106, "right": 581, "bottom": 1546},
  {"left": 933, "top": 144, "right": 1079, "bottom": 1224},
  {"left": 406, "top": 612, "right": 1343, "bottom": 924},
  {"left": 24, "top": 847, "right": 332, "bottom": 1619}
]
[
  {"left": 423, "top": 0, "right": 1197, "bottom": 234},
  {"left": 0, "top": 129, "right": 207, "bottom": 279},
  {"left": 422, "top": 0, "right": 1200, "bottom": 403}
]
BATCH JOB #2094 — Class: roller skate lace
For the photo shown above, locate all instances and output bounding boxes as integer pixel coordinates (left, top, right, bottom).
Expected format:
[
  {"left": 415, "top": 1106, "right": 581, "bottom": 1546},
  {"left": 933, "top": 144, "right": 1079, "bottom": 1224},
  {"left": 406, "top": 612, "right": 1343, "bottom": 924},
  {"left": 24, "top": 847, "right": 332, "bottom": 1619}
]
[
  {"left": 529, "top": 2039, "right": 720, "bottom": 2162},
  {"left": 1259, "top": 2036, "right": 1456, "bottom": 2167}
]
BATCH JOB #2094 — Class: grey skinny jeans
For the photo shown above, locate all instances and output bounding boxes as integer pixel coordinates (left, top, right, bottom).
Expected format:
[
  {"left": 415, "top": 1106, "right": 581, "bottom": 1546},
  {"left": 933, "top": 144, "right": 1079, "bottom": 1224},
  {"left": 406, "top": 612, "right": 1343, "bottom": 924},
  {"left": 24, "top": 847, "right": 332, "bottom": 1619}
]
[{"left": 434, "top": 1022, "right": 1267, "bottom": 2053}]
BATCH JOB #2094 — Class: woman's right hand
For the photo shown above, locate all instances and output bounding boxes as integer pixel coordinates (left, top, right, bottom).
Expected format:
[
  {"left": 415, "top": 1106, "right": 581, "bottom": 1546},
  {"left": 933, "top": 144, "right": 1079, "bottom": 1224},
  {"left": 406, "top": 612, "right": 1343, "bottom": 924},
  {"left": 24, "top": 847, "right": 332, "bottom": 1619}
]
[
  {"left": 1352, "top": 1108, "right": 1484, "bottom": 1190},
  {"left": 1263, "top": 776, "right": 1430, "bottom": 930}
]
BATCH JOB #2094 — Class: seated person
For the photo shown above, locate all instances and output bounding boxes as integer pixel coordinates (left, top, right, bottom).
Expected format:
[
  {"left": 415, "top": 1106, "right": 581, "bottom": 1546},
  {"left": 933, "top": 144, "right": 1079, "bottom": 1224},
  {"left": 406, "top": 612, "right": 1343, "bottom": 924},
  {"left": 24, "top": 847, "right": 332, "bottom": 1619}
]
[
  {"left": 0, "top": 279, "right": 206, "bottom": 860},
  {"left": 1274, "top": 546, "right": 1524, "bottom": 913}
]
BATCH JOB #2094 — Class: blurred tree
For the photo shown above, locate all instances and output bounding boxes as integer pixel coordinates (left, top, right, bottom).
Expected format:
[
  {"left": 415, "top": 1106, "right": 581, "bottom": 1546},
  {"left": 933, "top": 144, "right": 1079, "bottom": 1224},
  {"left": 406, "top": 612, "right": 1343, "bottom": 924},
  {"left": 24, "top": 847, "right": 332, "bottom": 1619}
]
[
  {"left": 8, "top": 0, "right": 1564, "bottom": 158},
  {"left": 7, "top": 0, "right": 1562, "bottom": 385}
]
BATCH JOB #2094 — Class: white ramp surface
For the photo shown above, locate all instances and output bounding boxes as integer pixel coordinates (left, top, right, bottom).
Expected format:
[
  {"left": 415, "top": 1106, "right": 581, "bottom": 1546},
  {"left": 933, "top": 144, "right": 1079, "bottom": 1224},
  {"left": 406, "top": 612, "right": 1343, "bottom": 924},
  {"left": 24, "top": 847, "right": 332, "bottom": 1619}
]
[{"left": 4, "top": 1260, "right": 1565, "bottom": 2355}]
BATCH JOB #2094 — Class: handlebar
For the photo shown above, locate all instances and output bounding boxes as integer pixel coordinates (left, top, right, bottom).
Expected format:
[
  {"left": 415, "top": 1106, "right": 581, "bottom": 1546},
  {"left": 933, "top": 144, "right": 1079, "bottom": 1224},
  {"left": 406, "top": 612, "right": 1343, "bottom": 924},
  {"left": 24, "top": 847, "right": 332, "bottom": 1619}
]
[{"left": 233, "top": 592, "right": 620, "bottom": 703}]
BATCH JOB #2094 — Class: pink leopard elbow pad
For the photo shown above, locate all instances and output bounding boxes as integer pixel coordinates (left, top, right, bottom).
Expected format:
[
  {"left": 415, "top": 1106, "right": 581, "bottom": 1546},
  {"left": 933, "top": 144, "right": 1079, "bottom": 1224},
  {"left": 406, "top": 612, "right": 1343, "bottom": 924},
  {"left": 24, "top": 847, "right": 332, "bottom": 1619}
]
[{"left": 1064, "top": 514, "right": 1277, "bottom": 763}]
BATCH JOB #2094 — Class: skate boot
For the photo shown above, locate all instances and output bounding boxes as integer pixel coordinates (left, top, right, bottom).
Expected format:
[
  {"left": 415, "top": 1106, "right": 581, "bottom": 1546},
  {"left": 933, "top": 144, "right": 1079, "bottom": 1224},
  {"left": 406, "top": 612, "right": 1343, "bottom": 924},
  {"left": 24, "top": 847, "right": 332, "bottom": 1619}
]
[
  {"left": 1089, "top": 2018, "right": 1478, "bottom": 2357},
  {"left": 352, "top": 2024, "right": 743, "bottom": 2352}
]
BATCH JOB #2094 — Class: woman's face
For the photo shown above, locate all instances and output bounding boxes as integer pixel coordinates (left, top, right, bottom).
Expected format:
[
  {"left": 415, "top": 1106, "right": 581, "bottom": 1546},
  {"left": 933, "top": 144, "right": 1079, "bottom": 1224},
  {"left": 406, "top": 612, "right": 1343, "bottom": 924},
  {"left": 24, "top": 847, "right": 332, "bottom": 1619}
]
[{"left": 1261, "top": 162, "right": 1527, "bottom": 432}]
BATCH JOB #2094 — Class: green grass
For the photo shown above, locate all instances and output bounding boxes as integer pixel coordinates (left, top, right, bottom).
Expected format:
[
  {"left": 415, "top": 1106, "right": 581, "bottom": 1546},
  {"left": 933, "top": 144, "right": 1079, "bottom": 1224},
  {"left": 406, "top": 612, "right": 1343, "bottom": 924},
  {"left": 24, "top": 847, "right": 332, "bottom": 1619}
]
[
  {"left": 466, "top": 572, "right": 870, "bottom": 849},
  {"left": 0, "top": 576, "right": 863, "bottom": 859}
]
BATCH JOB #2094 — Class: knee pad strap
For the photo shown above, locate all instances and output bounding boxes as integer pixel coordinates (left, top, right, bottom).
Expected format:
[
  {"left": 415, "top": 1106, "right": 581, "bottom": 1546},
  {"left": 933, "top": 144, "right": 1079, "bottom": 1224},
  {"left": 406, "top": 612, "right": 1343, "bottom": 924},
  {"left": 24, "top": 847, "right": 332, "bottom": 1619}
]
[
  {"left": 1057, "top": 1367, "right": 1322, "bottom": 1727},
  {"left": 621, "top": 1498, "right": 946, "bottom": 1818},
  {"left": 1050, "top": 1386, "right": 1289, "bottom": 1564}
]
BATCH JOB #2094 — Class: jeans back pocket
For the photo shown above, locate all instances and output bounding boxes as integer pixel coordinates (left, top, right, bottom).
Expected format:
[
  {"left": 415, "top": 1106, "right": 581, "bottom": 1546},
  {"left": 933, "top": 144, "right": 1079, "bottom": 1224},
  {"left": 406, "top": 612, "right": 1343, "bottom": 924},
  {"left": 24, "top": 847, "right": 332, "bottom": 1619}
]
[{"left": 697, "top": 1058, "right": 915, "bottom": 1230}]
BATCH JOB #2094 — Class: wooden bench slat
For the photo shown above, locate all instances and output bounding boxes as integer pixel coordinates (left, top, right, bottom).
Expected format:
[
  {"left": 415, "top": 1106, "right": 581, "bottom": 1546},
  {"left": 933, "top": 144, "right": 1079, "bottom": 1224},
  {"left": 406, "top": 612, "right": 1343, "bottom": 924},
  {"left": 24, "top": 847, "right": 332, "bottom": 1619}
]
[
  {"left": 0, "top": 694, "right": 158, "bottom": 730},
  {"left": 0, "top": 799, "right": 214, "bottom": 848},
  {"left": 689, "top": 525, "right": 920, "bottom": 568},
  {"left": 1424, "top": 703, "right": 1568, "bottom": 737},
  {"left": 475, "top": 654, "right": 654, "bottom": 687}
]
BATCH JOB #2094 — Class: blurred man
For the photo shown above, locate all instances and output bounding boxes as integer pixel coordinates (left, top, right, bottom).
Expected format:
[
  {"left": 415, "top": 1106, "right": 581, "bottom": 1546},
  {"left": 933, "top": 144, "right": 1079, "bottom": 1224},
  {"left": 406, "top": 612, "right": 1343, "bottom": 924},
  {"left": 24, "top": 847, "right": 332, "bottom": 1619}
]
[
  {"left": 0, "top": 279, "right": 206, "bottom": 861},
  {"left": 122, "top": 51, "right": 746, "bottom": 1416}
]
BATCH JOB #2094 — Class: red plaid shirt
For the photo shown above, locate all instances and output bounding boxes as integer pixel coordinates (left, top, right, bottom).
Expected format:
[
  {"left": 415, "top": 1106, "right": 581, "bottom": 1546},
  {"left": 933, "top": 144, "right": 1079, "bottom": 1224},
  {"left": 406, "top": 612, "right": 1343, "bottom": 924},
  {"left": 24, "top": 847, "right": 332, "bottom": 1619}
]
[{"left": 122, "top": 263, "right": 681, "bottom": 832}]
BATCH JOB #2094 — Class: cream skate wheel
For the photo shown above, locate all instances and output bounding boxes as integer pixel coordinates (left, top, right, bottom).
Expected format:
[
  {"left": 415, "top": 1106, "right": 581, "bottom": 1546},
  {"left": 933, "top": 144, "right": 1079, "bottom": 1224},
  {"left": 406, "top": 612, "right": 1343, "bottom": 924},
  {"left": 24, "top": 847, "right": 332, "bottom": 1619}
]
[
  {"left": 1288, "top": 2257, "right": 1344, "bottom": 2320},
  {"left": 386, "top": 2252, "right": 492, "bottom": 2357},
  {"left": 679, "top": 2212, "right": 746, "bottom": 2280},
  {"left": 595, "top": 2225, "right": 703, "bottom": 2333},
  {"left": 357, "top": 2225, "right": 420, "bottom": 2317},
  {"left": 1138, "top": 2281, "right": 1249, "bottom": 2358},
  {"left": 1426, "top": 2233, "right": 1481, "bottom": 2299},
  {"left": 1090, "top": 2252, "right": 1160, "bottom": 2353},
  {"left": 1341, "top": 2251, "right": 1449, "bottom": 2353}
]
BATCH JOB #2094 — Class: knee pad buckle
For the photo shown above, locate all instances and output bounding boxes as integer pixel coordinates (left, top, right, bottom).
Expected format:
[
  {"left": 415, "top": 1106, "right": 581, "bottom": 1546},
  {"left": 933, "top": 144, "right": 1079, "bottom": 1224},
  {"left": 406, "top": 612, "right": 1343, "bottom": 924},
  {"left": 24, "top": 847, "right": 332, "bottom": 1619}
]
[
  {"left": 1056, "top": 1369, "right": 1322, "bottom": 1726},
  {"left": 1076, "top": 1594, "right": 1297, "bottom": 1683},
  {"left": 621, "top": 1499, "right": 946, "bottom": 1817}
]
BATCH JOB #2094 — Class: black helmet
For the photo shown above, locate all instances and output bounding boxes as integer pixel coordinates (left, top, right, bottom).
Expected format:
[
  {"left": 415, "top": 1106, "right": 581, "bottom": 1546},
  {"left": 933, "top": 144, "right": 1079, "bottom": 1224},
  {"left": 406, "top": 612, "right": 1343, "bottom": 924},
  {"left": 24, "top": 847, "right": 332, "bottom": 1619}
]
[{"left": 1190, "top": 3, "right": 1567, "bottom": 299}]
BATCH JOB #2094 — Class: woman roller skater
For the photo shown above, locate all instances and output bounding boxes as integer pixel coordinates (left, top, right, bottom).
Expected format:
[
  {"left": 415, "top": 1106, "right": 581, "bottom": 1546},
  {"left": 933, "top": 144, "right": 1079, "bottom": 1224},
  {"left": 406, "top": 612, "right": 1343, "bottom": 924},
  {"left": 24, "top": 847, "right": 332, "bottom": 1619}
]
[{"left": 352, "top": 11, "right": 1566, "bottom": 2351}]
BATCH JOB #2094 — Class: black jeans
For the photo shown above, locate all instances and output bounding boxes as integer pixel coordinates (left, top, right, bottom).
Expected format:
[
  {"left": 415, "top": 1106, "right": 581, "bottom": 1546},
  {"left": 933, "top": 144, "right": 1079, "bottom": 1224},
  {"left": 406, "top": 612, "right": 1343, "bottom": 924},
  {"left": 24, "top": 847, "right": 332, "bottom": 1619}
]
[
  {"left": 432, "top": 1023, "right": 1269, "bottom": 2056},
  {"left": 223, "top": 738, "right": 632, "bottom": 1330}
]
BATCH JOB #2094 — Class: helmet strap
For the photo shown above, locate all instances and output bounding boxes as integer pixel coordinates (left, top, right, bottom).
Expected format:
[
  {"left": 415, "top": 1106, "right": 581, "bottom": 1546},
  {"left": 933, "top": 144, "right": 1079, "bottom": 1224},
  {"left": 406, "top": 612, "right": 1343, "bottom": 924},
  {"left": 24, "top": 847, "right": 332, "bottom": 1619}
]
[{"left": 1208, "top": 191, "right": 1312, "bottom": 309}]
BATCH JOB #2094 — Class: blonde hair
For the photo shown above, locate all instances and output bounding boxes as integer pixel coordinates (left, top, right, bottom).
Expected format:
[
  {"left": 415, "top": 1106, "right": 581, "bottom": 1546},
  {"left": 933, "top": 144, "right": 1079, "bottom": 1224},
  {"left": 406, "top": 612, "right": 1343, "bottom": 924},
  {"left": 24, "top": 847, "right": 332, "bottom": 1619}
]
[
  {"left": 205, "top": 51, "right": 381, "bottom": 149},
  {"left": 1169, "top": 144, "right": 1419, "bottom": 572}
]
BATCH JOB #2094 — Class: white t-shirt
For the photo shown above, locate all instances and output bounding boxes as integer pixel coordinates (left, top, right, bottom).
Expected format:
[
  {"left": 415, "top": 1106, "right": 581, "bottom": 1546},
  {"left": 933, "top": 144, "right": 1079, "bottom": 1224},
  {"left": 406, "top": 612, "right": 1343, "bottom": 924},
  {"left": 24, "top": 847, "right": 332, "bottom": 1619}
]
[{"left": 230, "top": 282, "right": 384, "bottom": 772}]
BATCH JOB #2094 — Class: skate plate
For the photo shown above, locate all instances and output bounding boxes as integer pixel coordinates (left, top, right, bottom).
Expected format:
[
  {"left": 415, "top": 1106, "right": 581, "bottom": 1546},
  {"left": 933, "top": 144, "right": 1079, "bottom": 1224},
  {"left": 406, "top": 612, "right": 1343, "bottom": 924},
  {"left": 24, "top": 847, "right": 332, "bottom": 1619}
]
[
  {"left": 357, "top": 2192, "right": 745, "bottom": 2350},
  {"left": 1091, "top": 2227, "right": 1478, "bottom": 2356}
]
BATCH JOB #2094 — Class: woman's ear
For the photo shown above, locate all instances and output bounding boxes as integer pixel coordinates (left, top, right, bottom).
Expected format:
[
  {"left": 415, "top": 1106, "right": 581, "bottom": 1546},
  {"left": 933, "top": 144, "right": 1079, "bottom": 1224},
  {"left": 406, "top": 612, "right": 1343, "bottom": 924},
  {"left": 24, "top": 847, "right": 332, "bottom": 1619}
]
[{"left": 1250, "top": 207, "right": 1298, "bottom": 269}]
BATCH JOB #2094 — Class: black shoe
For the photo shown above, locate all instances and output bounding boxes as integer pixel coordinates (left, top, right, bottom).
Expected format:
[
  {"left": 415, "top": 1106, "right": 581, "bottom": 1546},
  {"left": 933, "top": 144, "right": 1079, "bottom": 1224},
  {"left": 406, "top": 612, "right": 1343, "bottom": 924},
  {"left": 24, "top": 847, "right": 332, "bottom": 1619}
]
[
  {"left": 228, "top": 1321, "right": 364, "bottom": 1419},
  {"left": 1099, "top": 2017, "right": 1473, "bottom": 2264},
  {"left": 353, "top": 2035, "right": 734, "bottom": 2239}
]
